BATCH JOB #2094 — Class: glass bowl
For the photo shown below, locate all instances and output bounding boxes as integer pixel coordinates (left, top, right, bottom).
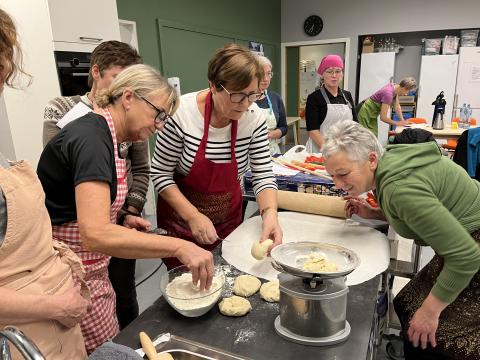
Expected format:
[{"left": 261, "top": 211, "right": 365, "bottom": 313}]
[{"left": 159, "top": 265, "right": 225, "bottom": 317}]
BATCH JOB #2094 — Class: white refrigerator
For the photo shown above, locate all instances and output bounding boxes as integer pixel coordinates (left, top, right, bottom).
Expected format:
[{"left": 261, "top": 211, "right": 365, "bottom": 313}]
[
  {"left": 416, "top": 55, "right": 459, "bottom": 125},
  {"left": 454, "top": 47, "right": 480, "bottom": 120},
  {"left": 358, "top": 52, "right": 396, "bottom": 145}
]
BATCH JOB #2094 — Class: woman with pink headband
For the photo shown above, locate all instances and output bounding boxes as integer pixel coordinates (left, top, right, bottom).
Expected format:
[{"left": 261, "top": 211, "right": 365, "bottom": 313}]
[{"left": 305, "top": 54, "right": 357, "bottom": 153}]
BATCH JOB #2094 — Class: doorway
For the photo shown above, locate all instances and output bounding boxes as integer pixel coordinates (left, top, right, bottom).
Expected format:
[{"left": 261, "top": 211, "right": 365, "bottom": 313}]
[{"left": 281, "top": 39, "right": 350, "bottom": 144}]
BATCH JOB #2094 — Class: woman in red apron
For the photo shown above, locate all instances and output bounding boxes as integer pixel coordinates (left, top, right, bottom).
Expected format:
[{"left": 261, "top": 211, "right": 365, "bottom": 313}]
[
  {"left": 153, "top": 44, "right": 283, "bottom": 267},
  {"left": 37, "top": 64, "right": 215, "bottom": 354},
  {"left": 0, "top": 9, "right": 88, "bottom": 358}
]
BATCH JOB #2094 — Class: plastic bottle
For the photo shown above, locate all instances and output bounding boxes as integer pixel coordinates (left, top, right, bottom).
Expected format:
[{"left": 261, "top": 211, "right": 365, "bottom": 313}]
[
  {"left": 460, "top": 103, "right": 467, "bottom": 129},
  {"left": 466, "top": 104, "right": 472, "bottom": 128}
]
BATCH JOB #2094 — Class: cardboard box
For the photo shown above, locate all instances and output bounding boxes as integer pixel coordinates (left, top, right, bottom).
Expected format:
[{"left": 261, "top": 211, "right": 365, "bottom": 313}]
[{"left": 362, "top": 43, "right": 374, "bottom": 53}]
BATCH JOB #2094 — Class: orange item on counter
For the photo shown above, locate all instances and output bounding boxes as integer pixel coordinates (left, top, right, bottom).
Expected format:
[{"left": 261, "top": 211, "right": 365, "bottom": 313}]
[
  {"left": 407, "top": 118, "right": 427, "bottom": 124},
  {"left": 366, "top": 192, "right": 379, "bottom": 208},
  {"left": 470, "top": 118, "right": 477, "bottom": 126},
  {"left": 452, "top": 117, "right": 460, "bottom": 123}
]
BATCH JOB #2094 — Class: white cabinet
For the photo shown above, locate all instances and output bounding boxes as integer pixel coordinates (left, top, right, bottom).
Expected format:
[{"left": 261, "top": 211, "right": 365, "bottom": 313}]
[
  {"left": 358, "top": 52, "right": 396, "bottom": 145},
  {"left": 47, "top": 0, "right": 121, "bottom": 52},
  {"left": 455, "top": 47, "right": 480, "bottom": 120},
  {"left": 416, "top": 55, "right": 459, "bottom": 124}
]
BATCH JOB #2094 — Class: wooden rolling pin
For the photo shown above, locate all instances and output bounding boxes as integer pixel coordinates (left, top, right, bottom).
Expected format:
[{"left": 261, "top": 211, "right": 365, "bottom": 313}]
[
  {"left": 277, "top": 190, "right": 346, "bottom": 218},
  {"left": 139, "top": 331, "right": 159, "bottom": 360}
]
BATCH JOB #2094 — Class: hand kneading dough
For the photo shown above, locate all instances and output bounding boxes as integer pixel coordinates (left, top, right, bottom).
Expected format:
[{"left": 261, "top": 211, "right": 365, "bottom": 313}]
[
  {"left": 218, "top": 295, "right": 252, "bottom": 316},
  {"left": 233, "top": 274, "right": 261, "bottom": 297},
  {"left": 158, "top": 353, "right": 175, "bottom": 360},
  {"left": 251, "top": 239, "right": 274, "bottom": 260},
  {"left": 259, "top": 280, "right": 280, "bottom": 302}
]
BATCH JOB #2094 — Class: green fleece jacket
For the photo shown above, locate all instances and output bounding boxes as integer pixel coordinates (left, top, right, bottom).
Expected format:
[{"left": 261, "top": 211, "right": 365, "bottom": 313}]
[{"left": 376, "top": 142, "right": 480, "bottom": 303}]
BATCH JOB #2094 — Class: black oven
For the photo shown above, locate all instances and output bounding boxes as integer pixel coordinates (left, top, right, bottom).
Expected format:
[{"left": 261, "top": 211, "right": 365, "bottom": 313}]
[{"left": 54, "top": 51, "right": 91, "bottom": 96}]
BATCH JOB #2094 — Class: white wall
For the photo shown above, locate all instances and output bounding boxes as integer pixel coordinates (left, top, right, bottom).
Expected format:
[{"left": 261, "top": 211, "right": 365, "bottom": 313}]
[
  {"left": 281, "top": 0, "right": 480, "bottom": 97},
  {"left": 1, "top": 0, "right": 60, "bottom": 166},
  {"left": 0, "top": 95, "right": 15, "bottom": 159}
]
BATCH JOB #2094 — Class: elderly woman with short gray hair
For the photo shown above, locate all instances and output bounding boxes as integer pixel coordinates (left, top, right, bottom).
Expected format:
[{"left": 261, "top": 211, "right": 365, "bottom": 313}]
[
  {"left": 323, "top": 120, "right": 480, "bottom": 360},
  {"left": 255, "top": 55, "right": 287, "bottom": 155}
]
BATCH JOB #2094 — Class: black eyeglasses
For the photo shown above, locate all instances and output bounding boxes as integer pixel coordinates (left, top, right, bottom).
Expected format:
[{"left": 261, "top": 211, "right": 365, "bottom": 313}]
[
  {"left": 220, "top": 84, "right": 262, "bottom": 103},
  {"left": 139, "top": 96, "right": 171, "bottom": 123}
]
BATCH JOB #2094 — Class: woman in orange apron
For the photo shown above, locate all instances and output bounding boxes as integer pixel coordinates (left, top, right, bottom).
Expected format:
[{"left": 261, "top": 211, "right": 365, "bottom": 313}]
[
  {"left": 152, "top": 44, "right": 283, "bottom": 267},
  {"left": 37, "top": 64, "right": 215, "bottom": 353},
  {"left": 0, "top": 8, "right": 88, "bottom": 358}
]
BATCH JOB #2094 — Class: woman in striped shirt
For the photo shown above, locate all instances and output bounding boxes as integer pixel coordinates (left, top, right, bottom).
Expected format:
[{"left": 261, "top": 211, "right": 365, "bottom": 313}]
[{"left": 151, "top": 44, "right": 282, "bottom": 267}]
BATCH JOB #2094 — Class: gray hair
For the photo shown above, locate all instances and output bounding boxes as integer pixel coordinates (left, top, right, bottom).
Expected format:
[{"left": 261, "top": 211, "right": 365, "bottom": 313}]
[
  {"left": 257, "top": 55, "right": 272, "bottom": 68},
  {"left": 322, "top": 120, "right": 384, "bottom": 161}
]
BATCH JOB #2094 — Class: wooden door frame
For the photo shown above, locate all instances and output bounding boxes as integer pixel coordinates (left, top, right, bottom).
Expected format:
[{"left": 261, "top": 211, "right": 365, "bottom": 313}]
[{"left": 280, "top": 38, "right": 351, "bottom": 110}]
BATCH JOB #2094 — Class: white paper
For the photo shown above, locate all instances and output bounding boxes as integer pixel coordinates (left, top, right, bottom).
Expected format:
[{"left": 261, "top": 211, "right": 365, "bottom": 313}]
[
  {"left": 222, "top": 212, "right": 390, "bottom": 286},
  {"left": 56, "top": 102, "right": 91, "bottom": 129},
  {"left": 272, "top": 163, "right": 299, "bottom": 176}
]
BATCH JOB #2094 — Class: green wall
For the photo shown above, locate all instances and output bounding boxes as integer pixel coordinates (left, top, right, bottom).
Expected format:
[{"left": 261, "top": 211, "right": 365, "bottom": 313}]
[{"left": 116, "top": 0, "right": 281, "bottom": 92}]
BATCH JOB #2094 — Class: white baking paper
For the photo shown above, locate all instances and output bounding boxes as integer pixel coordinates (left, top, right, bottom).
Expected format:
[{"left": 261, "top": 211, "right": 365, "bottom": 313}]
[{"left": 222, "top": 212, "right": 390, "bottom": 286}]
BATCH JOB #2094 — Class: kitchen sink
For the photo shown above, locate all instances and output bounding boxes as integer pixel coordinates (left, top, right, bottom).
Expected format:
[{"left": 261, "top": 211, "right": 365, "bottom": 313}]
[{"left": 141, "top": 333, "right": 252, "bottom": 360}]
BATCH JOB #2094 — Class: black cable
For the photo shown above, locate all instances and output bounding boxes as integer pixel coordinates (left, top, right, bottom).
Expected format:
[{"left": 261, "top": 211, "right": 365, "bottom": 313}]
[{"left": 135, "top": 261, "right": 165, "bottom": 288}]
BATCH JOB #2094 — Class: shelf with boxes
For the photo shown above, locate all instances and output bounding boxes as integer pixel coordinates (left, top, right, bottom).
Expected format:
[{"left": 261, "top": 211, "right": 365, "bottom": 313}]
[{"left": 392, "top": 94, "right": 416, "bottom": 121}]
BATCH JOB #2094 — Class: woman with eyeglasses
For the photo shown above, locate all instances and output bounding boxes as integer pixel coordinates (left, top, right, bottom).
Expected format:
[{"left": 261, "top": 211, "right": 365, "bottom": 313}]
[
  {"left": 37, "top": 64, "right": 215, "bottom": 353},
  {"left": 357, "top": 77, "right": 416, "bottom": 137},
  {"left": 305, "top": 55, "right": 357, "bottom": 153},
  {"left": 255, "top": 55, "right": 287, "bottom": 155},
  {"left": 151, "top": 44, "right": 282, "bottom": 268}
]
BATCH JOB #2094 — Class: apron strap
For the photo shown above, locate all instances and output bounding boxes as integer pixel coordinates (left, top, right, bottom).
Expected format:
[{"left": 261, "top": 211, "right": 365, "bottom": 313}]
[{"left": 320, "top": 86, "right": 352, "bottom": 110}]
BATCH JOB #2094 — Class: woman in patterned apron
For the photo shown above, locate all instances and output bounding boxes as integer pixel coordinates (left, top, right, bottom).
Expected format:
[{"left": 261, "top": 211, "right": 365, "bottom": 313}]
[
  {"left": 37, "top": 64, "right": 215, "bottom": 354},
  {"left": 305, "top": 55, "right": 357, "bottom": 154},
  {"left": 151, "top": 44, "right": 282, "bottom": 269},
  {"left": 0, "top": 8, "right": 88, "bottom": 359},
  {"left": 357, "top": 77, "right": 416, "bottom": 137},
  {"left": 323, "top": 120, "right": 480, "bottom": 360},
  {"left": 255, "top": 55, "right": 287, "bottom": 155}
]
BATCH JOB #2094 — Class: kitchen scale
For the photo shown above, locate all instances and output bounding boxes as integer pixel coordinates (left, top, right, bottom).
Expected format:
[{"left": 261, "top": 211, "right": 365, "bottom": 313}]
[{"left": 270, "top": 242, "right": 360, "bottom": 346}]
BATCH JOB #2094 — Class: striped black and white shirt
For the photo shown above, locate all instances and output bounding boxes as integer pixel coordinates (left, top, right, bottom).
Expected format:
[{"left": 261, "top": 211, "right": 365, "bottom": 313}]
[{"left": 151, "top": 91, "right": 277, "bottom": 195}]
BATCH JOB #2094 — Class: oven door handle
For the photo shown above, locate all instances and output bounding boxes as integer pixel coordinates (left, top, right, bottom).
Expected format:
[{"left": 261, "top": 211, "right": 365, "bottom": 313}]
[
  {"left": 72, "top": 73, "right": 89, "bottom": 77},
  {"left": 79, "top": 36, "right": 103, "bottom": 42}
]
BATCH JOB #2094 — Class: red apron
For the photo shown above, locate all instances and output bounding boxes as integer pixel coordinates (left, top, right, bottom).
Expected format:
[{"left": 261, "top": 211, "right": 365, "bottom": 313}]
[
  {"left": 157, "top": 91, "right": 243, "bottom": 268},
  {"left": 52, "top": 108, "right": 128, "bottom": 354}
]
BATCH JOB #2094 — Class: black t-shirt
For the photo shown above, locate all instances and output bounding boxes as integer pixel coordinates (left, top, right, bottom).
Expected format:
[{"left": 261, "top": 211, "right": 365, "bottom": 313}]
[
  {"left": 37, "top": 113, "right": 117, "bottom": 225},
  {"left": 305, "top": 87, "right": 358, "bottom": 131}
]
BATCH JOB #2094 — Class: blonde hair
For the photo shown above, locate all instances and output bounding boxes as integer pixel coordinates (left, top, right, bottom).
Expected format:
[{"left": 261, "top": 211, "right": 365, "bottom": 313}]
[
  {"left": 208, "top": 43, "right": 263, "bottom": 92},
  {"left": 0, "top": 8, "right": 31, "bottom": 88},
  {"left": 399, "top": 77, "right": 416, "bottom": 91},
  {"left": 96, "top": 64, "right": 179, "bottom": 114},
  {"left": 322, "top": 120, "right": 384, "bottom": 161}
]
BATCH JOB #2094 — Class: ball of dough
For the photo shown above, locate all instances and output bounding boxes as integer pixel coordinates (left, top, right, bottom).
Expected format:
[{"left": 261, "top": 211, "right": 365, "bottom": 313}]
[
  {"left": 259, "top": 280, "right": 280, "bottom": 302},
  {"left": 233, "top": 275, "right": 261, "bottom": 297},
  {"left": 158, "top": 353, "right": 175, "bottom": 360},
  {"left": 218, "top": 295, "right": 252, "bottom": 316},
  {"left": 251, "top": 239, "right": 274, "bottom": 260}
]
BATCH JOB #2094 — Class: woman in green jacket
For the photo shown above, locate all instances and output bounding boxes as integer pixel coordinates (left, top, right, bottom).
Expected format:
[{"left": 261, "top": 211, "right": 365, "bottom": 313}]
[
  {"left": 358, "top": 77, "right": 416, "bottom": 137},
  {"left": 323, "top": 120, "right": 480, "bottom": 360}
]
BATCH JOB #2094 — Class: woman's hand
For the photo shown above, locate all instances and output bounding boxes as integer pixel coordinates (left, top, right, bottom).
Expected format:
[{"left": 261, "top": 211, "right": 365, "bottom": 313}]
[
  {"left": 344, "top": 195, "right": 384, "bottom": 220},
  {"left": 53, "top": 285, "right": 90, "bottom": 328},
  {"left": 123, "top": 214, "right": 151, "bottom": 232},
  {"left": 174, "top": 242, "right": 214, "bottom": 291},
  {"left": 396, "top": 119, "right": 409, "bottom": 126},
  {"left": 261, "top": 208, "right": 283, "bottom": 254},
  {"left": 186, "top": 212, "right": 219, "bottom": 245},
  {"left": 407, "top": 293, "right": 448, "bottom": 349}
]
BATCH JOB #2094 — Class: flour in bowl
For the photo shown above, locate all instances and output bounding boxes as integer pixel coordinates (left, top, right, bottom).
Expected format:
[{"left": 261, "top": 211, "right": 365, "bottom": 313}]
[{"left": 165, "top": 273, "right": 224, "bottom": 310}]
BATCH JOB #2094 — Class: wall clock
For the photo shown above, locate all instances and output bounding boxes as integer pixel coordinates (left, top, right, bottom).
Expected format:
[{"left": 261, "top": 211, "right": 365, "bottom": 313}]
[{"left": 303, "top": 15, "right": 323, "bottom": 37}]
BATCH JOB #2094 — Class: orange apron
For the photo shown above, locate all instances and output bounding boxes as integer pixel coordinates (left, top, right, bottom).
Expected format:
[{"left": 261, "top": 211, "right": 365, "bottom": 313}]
[
  {"left": 0, "top": 160, "right": 88, "bottom": 359},
  {"left": 52, "top": 108, "right": 128, "bottom": 354}
]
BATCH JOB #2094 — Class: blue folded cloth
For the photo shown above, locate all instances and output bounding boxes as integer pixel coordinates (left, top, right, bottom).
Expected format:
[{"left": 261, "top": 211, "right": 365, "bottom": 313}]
[
  {"left": 88, "top": 341, "right": 143, "bottom": 360},
  {"left": 467, "top": 127, "right": 480, "bottom": 176}
]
